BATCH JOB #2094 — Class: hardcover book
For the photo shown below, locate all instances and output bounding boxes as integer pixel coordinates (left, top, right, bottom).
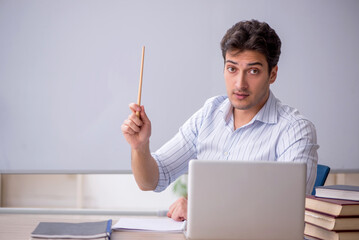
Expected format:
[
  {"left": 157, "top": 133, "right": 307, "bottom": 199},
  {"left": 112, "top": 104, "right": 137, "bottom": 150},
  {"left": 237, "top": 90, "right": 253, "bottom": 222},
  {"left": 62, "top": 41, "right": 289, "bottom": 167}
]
[
  {"left": 31, "top": 220, "right": 112, "bottom": 239},
  {"left": 304, "top": 223, "right": 359, "bottom": 240},
  {"left": 305, "top": 195, "right": 359, "bottom": 217},
  {"left": 305, "top": 209, "right": 359, "bottom": 231},
  {"left": 315, "top": 185, "right": 359, "bottom": 201}
]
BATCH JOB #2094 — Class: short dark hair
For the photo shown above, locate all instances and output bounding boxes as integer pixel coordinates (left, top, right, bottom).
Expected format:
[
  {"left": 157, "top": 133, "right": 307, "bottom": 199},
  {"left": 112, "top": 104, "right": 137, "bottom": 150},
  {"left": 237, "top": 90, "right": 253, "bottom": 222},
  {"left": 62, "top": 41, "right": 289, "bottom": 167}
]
[{"left": 220, "top": 20, "right": 281, "bottom": 73}]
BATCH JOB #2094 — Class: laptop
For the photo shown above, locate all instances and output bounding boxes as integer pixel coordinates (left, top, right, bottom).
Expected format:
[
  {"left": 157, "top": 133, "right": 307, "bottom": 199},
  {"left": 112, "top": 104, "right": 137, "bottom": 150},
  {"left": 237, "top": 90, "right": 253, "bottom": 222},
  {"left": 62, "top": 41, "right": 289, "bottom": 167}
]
[{"left": 186, "top": 160, "right": 306, "bottom": 240}]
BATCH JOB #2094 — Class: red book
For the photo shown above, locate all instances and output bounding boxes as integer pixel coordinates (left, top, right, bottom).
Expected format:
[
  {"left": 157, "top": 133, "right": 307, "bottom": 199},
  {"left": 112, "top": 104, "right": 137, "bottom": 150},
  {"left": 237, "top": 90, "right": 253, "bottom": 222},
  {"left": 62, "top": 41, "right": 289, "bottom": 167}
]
[
  {"left": 305, "top": 195, "right": 359, "bottom": 217},
  {"left": 305, "top": 209, "right": 359, "bottom": 231},
  {"left": 305, "top": 223, "right": 359, "bottom": 240}
]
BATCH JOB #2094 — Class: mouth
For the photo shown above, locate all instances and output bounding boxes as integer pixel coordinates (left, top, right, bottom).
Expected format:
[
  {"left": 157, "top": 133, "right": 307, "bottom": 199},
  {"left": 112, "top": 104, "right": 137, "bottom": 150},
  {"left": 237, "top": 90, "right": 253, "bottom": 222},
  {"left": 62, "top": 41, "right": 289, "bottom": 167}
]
[{"left": 234, "top": 91, "right": 249, "bottom": 100}]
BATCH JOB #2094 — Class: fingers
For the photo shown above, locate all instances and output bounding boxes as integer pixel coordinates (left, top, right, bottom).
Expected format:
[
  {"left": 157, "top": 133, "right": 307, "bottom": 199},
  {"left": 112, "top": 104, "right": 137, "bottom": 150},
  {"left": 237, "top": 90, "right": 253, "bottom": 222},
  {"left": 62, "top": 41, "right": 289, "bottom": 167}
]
[
  {"left": 139, "top": 105, "right": 150, "bottom": 124},
  {"left": 121, "top": 103, "right": 152, "bottom": 149},
  {"left": 121, "top": 120, "right": 137, "bottom": 135},
  {"left": 122, "top": 114, "right": 142, "bottom": 135},
  {"left": 129, "top": 103, "right": 141, "bottom": 114},
  {"left": 167, "top": 200, "right": 177, "bottom": 217},
  {"left": 167, "top": 197, "right": 187, "bottom": 222},
  {"left": 128, "top": 104, "right": 150, "bottom": 123},
  {"left": 121, "top": 104, "right": 145, "bottom": 135}
]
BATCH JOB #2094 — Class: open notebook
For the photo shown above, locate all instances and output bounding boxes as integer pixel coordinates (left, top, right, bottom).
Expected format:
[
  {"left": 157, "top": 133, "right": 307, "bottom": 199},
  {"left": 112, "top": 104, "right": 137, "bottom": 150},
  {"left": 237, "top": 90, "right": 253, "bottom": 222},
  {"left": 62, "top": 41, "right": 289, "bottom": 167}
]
[{"left": 112, "top": 217, "right": 185, "bottom": 232}]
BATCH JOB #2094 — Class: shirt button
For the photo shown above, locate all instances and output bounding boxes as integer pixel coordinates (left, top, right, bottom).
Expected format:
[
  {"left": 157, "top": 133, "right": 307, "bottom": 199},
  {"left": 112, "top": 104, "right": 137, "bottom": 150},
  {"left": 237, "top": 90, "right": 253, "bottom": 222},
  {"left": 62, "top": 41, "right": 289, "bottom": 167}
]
[{"left": 224, "top": 152, "right": 229, "bottom": 156}]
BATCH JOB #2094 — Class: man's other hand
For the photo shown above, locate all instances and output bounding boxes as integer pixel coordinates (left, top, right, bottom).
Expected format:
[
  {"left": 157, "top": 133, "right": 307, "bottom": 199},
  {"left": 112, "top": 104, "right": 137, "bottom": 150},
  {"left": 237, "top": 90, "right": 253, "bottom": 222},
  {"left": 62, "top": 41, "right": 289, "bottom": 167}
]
[{"left": 167, "top": 197, "right": 187, "bottom": 222}]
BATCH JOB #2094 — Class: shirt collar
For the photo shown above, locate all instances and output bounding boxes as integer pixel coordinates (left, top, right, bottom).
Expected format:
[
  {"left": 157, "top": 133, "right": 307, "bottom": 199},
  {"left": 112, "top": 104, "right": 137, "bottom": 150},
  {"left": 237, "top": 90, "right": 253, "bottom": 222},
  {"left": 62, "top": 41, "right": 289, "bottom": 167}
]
[
  {"left": 253, "top": 90, "right": 278, "bottom": 124},
  {"left": 219, "top": 98, "right": 233, "bottom": 124},
  {"left": 221, "top": 90, "right": 278, "bottom": 125}
]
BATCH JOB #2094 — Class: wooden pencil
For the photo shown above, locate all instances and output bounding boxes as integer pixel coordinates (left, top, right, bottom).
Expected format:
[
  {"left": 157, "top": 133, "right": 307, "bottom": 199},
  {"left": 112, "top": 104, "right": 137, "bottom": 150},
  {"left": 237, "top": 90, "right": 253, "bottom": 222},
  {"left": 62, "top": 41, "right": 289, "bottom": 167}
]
[{"left": 136, "top": 46, "right": 145, "bottom": 117}]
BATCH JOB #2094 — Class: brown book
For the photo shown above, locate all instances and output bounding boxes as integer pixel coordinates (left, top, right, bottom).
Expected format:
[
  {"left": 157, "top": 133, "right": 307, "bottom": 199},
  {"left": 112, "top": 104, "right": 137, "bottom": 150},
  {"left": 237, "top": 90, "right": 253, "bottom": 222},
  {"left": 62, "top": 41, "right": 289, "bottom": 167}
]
[
  {"left": 305, "top": 209, "right": 359, "bottom": 231},
  {"left": 304, "top": 223, "right": 359, "bottom": 240},
  {"left": 305, "top": 195, "right": 359, "bottom": 217}
]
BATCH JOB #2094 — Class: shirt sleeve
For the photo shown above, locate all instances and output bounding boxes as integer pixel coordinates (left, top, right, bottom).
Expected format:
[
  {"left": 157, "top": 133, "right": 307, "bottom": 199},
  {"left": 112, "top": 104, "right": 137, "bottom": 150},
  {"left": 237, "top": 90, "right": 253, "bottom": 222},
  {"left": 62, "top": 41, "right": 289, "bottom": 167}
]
[
  {"left": 152, "top": 129, "right": 196, "bottom": 192},
  {"left": 152, "top": 101, "right": 210, "bottom": 192},
  {"left": 276, "top": 119, "right": 319, "bottom": 194},
  {"left": 152, "top": 96, "right": 225, "bottom": 192}
]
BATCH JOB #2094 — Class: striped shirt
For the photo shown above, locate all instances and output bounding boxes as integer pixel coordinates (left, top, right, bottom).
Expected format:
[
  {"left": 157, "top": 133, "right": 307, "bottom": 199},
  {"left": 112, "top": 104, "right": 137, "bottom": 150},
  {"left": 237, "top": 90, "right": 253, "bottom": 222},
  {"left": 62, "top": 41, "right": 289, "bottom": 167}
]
[{"left": 153, "top": 91, "right": 319, "bottom": 194}]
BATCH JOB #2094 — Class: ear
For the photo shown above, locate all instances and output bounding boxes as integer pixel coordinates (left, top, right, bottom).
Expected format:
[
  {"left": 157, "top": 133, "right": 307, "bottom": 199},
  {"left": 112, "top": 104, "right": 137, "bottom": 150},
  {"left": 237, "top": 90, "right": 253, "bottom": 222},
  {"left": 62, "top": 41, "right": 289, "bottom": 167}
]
[{"left": 269, "top": 65, "right": 278, "bottom": 84}]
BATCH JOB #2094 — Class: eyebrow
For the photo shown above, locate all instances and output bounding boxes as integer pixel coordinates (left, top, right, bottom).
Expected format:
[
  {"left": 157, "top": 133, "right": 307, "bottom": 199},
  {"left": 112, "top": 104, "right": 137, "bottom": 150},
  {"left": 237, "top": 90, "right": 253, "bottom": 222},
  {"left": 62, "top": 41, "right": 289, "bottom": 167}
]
[
  {"left": 225, "top": 60, "right": 238, "bottom": 65},
  {"left": 247, "top": 62, "right": 263, "bottom": 67},
  {"left": 225, "top": 60, "right": 263, "bottom": 67}
]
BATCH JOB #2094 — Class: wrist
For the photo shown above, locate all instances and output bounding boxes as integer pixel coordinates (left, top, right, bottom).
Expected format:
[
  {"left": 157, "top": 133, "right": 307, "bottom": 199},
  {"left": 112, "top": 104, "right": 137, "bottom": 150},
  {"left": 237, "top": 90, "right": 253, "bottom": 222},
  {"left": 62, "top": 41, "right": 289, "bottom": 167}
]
[{"left": 132, "top": 141, "right": 150, "bottom": 155}]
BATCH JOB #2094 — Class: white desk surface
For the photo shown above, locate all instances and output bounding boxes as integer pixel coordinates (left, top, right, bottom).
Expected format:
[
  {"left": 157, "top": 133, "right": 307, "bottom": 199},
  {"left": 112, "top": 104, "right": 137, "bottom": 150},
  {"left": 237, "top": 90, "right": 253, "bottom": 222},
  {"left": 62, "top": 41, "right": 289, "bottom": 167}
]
[{"left": 0, "top": 213, "right": 186, "bottom": 240}]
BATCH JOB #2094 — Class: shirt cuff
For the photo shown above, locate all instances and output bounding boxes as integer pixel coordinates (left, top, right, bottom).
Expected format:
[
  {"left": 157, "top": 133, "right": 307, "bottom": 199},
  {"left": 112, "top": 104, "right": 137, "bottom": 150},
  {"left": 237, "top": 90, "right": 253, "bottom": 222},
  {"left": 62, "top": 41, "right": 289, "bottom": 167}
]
[{"left": 153, "top": 154, "right": 170, "bottom": 192}]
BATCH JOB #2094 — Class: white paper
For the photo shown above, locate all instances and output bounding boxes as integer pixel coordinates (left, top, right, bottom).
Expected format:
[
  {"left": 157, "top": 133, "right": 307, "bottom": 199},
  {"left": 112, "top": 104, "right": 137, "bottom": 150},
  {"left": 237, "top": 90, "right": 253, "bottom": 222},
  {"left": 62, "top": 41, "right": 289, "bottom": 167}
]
[{"left": 112, "top": 217, "right": 186, "bottom": 232}]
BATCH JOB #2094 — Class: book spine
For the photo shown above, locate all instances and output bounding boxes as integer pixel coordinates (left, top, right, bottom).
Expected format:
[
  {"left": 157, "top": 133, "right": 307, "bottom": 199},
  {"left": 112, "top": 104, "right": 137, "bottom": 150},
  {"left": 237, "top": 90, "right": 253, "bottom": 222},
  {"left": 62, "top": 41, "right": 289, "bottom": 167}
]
[{"left": 106, "top": 219, "right": 112, "bottom": 236}]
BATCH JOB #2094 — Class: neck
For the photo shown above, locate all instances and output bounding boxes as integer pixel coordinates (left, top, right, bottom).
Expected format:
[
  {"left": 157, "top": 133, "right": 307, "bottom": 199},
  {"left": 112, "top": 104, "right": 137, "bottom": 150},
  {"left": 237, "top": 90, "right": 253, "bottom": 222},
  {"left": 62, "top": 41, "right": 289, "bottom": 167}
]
[
  {"left": 233, "top": 109, "right": 257, "bottom": 129},
  {"left": 233, "top": 92, "right": 270, "bottom": 130}
]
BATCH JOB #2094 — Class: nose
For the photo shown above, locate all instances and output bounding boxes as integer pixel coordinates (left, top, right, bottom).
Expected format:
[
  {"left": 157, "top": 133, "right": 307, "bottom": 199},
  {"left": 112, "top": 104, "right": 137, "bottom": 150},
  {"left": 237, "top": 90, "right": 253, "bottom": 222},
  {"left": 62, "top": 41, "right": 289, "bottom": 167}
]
[{"left": 234, "top": 71, "right": 248, "bottom": 90}]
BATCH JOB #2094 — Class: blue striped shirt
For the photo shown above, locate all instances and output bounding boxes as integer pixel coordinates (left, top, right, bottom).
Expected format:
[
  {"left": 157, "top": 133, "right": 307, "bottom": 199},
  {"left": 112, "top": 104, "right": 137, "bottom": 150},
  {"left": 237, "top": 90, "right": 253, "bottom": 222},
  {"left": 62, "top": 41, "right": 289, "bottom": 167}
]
[{"left": 153, "top": 91, "right": 319, "bottom": 194}]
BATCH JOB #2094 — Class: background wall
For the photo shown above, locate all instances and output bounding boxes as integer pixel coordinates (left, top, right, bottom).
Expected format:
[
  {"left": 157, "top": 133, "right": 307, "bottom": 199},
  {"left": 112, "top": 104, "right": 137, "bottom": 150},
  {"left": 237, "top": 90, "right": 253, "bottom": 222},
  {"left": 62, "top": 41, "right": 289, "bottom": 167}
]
[
  {"left": 1, "top": 173, "right": 359, "bottom": 210},
  {"left": 0, "top": 174, "right": 179, "bottom": 211},
  {"left": 1, "top": 0, "right": 359, "bottom": 174}
]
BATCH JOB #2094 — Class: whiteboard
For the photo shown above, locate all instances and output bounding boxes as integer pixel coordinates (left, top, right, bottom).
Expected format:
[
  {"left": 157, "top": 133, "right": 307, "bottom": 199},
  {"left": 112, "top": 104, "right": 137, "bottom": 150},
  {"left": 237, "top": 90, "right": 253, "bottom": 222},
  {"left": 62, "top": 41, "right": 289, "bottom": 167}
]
[{"left": 1, "top": 0, "right": 358, "bottom": 173}]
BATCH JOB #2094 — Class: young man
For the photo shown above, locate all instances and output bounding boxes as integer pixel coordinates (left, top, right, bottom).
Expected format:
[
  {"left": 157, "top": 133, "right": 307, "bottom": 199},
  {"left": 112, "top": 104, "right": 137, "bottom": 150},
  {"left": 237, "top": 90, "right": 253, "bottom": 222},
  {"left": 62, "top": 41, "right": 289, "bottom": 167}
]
[{"left": 121, "top": 20, "right": 319, "bottom": 221}]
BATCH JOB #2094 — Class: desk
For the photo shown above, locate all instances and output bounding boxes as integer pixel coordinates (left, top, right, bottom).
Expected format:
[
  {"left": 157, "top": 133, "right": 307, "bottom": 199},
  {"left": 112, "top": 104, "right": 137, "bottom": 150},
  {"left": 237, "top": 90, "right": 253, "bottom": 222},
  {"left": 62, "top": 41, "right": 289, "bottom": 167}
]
[{"left": 0, "top": 213, "right": 186, "bottom": 240}]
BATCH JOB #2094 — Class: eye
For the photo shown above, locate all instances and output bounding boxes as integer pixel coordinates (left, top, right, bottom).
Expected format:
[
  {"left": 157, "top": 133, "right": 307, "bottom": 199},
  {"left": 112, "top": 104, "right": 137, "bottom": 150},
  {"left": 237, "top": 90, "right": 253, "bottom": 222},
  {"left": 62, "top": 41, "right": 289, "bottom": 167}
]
[
  {"left": 227, "top": 66, "right": 236, "bottom": 73},
  {"left": 249, "top": 68, "right": 259, "bottom": 75}
]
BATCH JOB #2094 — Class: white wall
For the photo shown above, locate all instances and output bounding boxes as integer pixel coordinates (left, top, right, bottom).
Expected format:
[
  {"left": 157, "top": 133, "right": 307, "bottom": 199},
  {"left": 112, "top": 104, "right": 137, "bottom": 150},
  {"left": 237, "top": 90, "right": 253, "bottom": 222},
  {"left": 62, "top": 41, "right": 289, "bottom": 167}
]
[
  {"left": 2, "top": 0, "right": 359, "bottom": 212},
  {"left": 1, "top": 0, "right": 359, "bottom": 173},
  {"left": 1, "top": 175, "right": 78, "bottom": 208},
  {"left": 82, "top": 175, "right": 178, "bottom": 211},
  {"left": 2, "top": 173, "right": 359, "bottom": 210},
  {"left": 1, "top": 174, "right": 178, "bottom": 212}
]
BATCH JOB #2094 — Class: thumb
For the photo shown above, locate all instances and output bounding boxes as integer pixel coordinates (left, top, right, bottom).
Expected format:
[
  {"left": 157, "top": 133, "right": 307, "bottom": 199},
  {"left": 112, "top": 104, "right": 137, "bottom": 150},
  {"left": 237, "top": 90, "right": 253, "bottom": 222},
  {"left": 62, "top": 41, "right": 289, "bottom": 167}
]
[{"left": 140, "top": 106, "right": 151, "bottom": 124}]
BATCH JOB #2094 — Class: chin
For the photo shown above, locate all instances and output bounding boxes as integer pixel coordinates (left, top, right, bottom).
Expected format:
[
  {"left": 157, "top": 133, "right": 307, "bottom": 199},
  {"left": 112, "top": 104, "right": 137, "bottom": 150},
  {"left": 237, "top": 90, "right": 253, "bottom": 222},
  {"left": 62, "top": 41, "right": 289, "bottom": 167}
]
[
  {"left": 234, "top": 105, "right": 251, "bottom": 111},
  {"left": 229, "top": 99, "right": 247, "bottom": 109},
  {"left": 231, "top": 102, "right": 251, "bottom": 111}
]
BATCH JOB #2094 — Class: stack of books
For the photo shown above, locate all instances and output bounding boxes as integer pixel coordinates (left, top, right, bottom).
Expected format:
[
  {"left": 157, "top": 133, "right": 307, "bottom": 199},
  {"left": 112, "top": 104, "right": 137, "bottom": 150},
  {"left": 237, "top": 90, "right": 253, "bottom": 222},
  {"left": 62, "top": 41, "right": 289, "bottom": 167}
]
[
  {"left": 31, "top": 220, "right": 112, "bottom": 240},
  {"left": 304, "top": 185, "right": 359, "bottom": 240}
]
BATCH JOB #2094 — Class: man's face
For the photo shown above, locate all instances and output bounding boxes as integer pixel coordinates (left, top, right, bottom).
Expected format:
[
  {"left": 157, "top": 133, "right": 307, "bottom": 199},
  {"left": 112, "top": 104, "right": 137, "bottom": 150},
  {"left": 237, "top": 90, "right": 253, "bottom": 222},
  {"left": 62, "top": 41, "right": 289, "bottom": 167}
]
[{"left": 224, "top": 50, "right": 277, "bottom": 114}]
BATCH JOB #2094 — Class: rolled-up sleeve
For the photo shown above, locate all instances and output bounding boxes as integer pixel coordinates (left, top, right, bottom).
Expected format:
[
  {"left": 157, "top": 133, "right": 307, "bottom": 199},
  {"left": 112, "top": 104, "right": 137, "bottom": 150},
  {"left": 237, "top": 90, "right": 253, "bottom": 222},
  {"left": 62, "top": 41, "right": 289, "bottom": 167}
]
[
  {"left": 152, "top": 106, "right": 208, "bottom": 192},
  {"left": 151, "top": 97, "right": 222, "bottom": 192},
  {"left": 153, "top": 129, "right": 197, "bottom": 192},
  {"left": 276, "top": 119, "right": 319, "bottom": 194}
]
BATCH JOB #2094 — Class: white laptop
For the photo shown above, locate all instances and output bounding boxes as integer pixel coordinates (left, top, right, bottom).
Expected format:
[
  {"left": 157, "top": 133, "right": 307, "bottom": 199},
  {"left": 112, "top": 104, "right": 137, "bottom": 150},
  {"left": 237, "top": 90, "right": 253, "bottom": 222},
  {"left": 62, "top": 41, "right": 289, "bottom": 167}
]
[{"left": 186, "top": 160, "right": 306, "bottom": 240}]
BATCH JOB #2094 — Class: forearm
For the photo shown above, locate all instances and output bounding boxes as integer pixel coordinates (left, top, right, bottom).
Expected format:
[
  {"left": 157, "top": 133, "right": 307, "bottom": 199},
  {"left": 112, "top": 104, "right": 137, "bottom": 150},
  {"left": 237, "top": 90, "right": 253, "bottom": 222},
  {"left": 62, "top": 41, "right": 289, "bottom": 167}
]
[{"left": 131, "top": 142, "right": 159, "bottom": 191}]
